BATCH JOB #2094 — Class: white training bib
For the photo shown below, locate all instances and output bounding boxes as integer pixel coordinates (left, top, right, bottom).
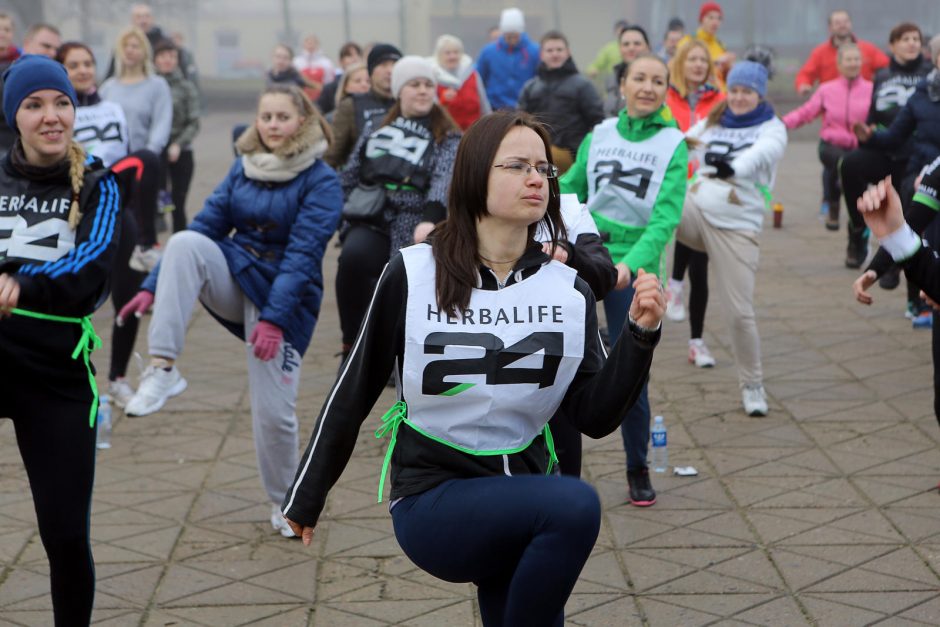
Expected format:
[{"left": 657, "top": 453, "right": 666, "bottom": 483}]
[
  {"left": 586, "top": 118, "right": 683, "bottom": 227},
  {"left": 696, "top": 124, "right": 764, "bottom": 169},
  {"left": 400, "top": 244, "right": 586, "bottom": 453},
  {"left": 74, "top": 101, "right": 129, "bottom": 168}
]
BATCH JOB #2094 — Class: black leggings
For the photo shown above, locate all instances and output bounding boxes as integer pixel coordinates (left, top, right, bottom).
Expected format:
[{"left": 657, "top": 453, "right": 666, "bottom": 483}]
[
  {"left": 108, "top": 210, "right": 147, "bottom": 380},
  {"left": 819, "top": 140, "right": 847, "bottom": 209},
  {"left": 161, "top": 148, "right": 195, "bottom": 233},
  {"left": 671, "top": 241, "right": 709, "bottom": 339},
  {"left": 113, "top": 149, "right": 162, "bottom": 247},
  {"left": 0, "top": 381, "right": 96, "bottom": 625},
  {"left": 840, "top": 147, "right": 908, "bottom": 231},
  {"left": 336, "top": 224, "right": 390, "bottom": 347}
]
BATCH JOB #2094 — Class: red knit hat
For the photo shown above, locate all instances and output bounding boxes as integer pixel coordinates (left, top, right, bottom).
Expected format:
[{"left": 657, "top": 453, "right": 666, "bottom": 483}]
[{"left": 699, "top": 2, "right": 723, "bottom": 21}]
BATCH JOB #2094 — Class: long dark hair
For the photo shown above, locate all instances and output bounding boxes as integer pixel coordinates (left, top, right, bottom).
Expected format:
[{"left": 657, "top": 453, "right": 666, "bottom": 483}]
[{"left": 432, "top": 111, "right": 565, "bottom": 316}]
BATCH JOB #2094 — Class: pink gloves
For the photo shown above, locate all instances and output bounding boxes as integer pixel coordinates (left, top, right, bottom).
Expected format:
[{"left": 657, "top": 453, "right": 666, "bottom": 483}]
[
  {"left": 117, "top": 291, "right": 154, "bottom": 326},
  {"left": 249, "top": 320, "right": 283, "bottom": 361}
]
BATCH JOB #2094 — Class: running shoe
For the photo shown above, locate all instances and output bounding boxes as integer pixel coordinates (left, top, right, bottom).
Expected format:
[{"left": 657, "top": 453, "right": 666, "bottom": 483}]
[
  {"left": 125, "top": 363, "right": 187, "bottom": 416},
  {"left": 129, "top": 245, "right": 162, "bottom": 273},
  {"left": 108, "top": 378, "right": 135, "bottom": 409},
  {"left": 627, "top": 467, "right": 656, "bottom": 506},
  {"left": 688, "top": 339, "right": 716, "bottom": 368},
  {"left": 665, "top": 285, "right": 686, "bottom": 322},
  {"left": 742, "top": 384, "right": 768, "bottom": 417},
  {"left": 158, "top": 190, "right": 175, "bottom": 214},
  {"left": 913, "top": 311, "right": 933, "bottom": 329},
  {"left": 879, "top": 266, "right": 901, "bottom": 290},
  {"left": 270, "top": 504, "right": 298, "bottom": 538}
]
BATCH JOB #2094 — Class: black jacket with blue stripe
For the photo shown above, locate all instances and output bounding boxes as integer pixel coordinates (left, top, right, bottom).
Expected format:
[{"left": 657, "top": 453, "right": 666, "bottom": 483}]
[{"left": 0, "top": 146, "right": 122, "bottom": 400}]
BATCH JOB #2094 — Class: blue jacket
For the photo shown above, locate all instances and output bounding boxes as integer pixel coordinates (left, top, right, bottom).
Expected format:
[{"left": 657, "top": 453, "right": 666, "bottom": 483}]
[
  {"left": 143, "top": 157, "right": 343, "bottom": 356},
  {"left": 867, "top": 78, "right": 940, "bottom": 177},
  {"left": 476, "top": 33, "right": 540, "bottom": 110}
]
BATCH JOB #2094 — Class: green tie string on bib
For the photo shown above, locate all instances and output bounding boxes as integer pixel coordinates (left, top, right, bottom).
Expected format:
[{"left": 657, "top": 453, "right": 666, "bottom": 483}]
[
  {"left": 375, "top": 400, "right": 407, "bottom": 503},
  {"left": 374, "top": 400, "right": 561, "bottom": 502},
  {"left": 11, "top": 308, "right": 102, "bottom": 428}
]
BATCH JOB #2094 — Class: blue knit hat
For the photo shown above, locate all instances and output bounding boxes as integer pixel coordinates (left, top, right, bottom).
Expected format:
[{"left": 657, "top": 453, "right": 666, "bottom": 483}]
[
  {"left": 2, "top": 55, "right": 78, "bottom": 134},
  {"left": 726, "top": 61, "right": 768, "bottom": 98}
]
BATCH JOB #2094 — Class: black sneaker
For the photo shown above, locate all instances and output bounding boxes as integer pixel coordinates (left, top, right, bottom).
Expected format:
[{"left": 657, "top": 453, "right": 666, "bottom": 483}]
[
  {"left": 627, "top": 467, "right": 657, "bottom": 507},
  {"left": 845, "top": 228, "right": 867, "bottom": 269},
  {"left": 879, "top": 266, "right": 901, "bottom": 290}
]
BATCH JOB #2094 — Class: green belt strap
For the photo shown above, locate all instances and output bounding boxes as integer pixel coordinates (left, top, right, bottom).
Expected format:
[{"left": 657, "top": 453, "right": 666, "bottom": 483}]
[
  {"left": 374, "top": 400, "right": 560, "bottom": 503},
  {"left": 11, "top": 308, "right": 102, "bottom": 428}
]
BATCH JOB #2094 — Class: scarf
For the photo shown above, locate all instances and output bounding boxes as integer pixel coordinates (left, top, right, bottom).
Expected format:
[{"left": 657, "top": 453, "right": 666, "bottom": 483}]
[
  {"left": 241, "top": 142, "right": 325, "bottom": 182},
  {"left": 720, "top": 100, "right": 775, "bottom": 128},
  {"left": 236, "top": 110, "right": 329, "bottom": 183}
]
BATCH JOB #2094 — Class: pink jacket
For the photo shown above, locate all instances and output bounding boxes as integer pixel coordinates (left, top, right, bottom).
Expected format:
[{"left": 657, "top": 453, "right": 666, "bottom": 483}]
[{"left": 782, "top": 76, "right": 873, "bottom": 150}]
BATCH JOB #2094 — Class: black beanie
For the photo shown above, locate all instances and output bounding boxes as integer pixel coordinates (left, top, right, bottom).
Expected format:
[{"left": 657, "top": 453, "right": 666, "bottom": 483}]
[{"left": 367, "top": 44, "right": 402, "bottom": 75}]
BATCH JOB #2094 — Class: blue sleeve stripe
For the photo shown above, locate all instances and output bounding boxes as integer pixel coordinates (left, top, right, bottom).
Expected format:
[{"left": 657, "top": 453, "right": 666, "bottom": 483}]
[{"left": 19, "top": 176, "right": 120, "bottom": 278}]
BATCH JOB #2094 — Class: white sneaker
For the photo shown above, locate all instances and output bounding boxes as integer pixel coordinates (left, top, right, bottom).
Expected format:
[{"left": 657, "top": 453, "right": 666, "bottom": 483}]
[
  {"left": 108, "top": 378, "right": 136, "bottom": 408},
  {"left": 270, "top": 504, "right": 298, "bottom": 538},
  {"left": 129, "top": 245, "right": 162, "bottom": 273},
  {"left": 125, "top": 363, "right": 187, "bottom": 416},
  {"left": 742, "top": 384, "right": 768, "bottom": 417},
  {"left": 665, "top": 284, "right": 686, "bottom": 322},
  {"left": 688, "top": 339, "right": 716, "bottom": 368}
]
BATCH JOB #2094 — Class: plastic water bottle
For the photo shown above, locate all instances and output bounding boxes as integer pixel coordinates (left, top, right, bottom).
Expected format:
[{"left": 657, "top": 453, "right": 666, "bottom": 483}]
[
  {"left": 96, "top": 395, "right": 112, "bottom": 450},
  {"left": 650, "top": 415, "right": 667, "bottom": 473}
]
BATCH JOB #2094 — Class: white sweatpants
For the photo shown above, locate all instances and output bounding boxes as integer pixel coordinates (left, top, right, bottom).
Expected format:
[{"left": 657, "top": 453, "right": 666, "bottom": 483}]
[{"left": 148, "top": 230, "right": 301, "bottom": 505}]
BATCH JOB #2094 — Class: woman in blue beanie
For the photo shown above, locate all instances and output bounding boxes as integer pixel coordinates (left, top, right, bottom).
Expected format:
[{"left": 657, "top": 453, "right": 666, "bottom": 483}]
[
  {"left": 0, "top": 54, "right": 122, "bottom": 625},
  {"left": 677, "top": 60, "right": 787, "bottom": 416}
]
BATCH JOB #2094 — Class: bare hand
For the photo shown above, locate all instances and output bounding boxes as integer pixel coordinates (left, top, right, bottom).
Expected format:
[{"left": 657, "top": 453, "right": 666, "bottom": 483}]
[
  {"left": 541, "top": 241, "right": 569, "bottom": 263},
  {"left": 921, "top": 290, "right": 940, "bottom": 311},
  {"left": 857, "top": 176, "right": 904, "bottom": 240},
  {"left": 615, "top": 262, "right": 632, "bottom": 290},
  {"left": 0, "top": 273, "right": 20, "bottom": 317},
  {"left": 286, "top": 517, "right": 316, "bottom": 546},
  {"left": 797, "top": 84, "right": 813, "bottom": 97},
  {"left": 167, "top": 143, "right": 181, "bottom": 163},
  {"left": 413, "top": 221, "right": 435, "bottom": 244},
  {"left": 628, "top": 269, "right": 666, "bottom": 328},
  {"left": 853, "top": 122, "right": 874, "bottom": 143},
  {"left": 853, "top": 270, "right": 877, "bottom": 305}
]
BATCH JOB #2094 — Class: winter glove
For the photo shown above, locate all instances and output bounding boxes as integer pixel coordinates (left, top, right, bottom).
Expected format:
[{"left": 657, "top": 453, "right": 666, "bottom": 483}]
[
  {"left": 712, "top": 159, "right": 735, "bottom": 180},
  {"left": 248, "top": 320, "right": 283, "bottom": 361},
  {"left": 704, "top": 153, "right": 735, "bottom": 180},
  {"left": 117, "top": 291, "right": 154, "bottom": 326}
]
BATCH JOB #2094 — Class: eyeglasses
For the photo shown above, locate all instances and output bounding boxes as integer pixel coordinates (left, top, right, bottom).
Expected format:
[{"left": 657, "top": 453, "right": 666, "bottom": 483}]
[{"left": 493, "top": 160, "right": 559, "bottom": 179}]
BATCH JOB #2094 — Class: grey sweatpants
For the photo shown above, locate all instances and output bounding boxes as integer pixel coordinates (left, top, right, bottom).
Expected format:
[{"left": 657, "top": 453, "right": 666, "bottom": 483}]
[
  {"left": 148, "top": 230, "right": 301, "bottom": 505},
  {"left": 676, "top": 195, "right": 763, "bottom": 388}
]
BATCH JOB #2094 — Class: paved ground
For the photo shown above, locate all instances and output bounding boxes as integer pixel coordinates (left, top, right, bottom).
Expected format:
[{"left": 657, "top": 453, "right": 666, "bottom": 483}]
[{"left": 1, "top": 110, "right": 939, "bottom": 626}]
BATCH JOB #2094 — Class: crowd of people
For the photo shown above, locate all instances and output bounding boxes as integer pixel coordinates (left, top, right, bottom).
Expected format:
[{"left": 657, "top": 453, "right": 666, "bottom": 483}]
[{"left": 1, "top": 2, "right": 940, "bottom": 625}]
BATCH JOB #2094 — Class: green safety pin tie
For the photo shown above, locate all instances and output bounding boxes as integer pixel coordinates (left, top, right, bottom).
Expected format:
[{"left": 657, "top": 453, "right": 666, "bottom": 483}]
[
  {"left": 374, "top": 400, "right": 407, "bottom": 503},
  {"left": 11, "top": 308, "right": 102, "bottom": 428}
]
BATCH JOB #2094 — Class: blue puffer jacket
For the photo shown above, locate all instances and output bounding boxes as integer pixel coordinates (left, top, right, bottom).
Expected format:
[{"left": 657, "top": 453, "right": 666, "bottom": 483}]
[
  {"left": 142, "top": 148, "right": 342, "bottom": 356},
  {"left": 866, "top": 74, "right": 940, "bottom": 177},
  {"left": 476, "top": 33, "right": 540, "bottom": 110}
]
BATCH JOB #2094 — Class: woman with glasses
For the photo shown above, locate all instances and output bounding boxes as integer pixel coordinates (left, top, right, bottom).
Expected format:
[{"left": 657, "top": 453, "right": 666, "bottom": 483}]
[
  {"left": 282, "top": 110, "right": 665, "bottom": 626},
  {"left": 334, "top": 56, "right": 461, "bottom": 365},
  {"left": 560, "top": 53, "right": 688, "bottom": 507}
]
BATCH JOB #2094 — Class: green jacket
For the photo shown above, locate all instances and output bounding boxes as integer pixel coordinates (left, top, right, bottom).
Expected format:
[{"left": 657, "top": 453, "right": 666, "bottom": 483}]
[
  {"left": 586, "top": 40, "right": 621, "bottom": 77},
  {"left": 560, "top": 105, "right": 687, "bottom": 277},
  {"left": 160, "top": 68, "right": 200, "bottom": 148}
]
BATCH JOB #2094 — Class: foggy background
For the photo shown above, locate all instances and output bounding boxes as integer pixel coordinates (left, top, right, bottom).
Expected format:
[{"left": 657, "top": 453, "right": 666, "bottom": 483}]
[{"left": 4, "top": 0, "right": 939, "bottom": 99}]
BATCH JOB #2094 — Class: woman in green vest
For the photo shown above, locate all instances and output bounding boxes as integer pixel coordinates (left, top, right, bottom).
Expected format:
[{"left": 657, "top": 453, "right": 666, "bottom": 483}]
[{"left": 560, "top": 53, "right": 688, "bottom": 506}]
